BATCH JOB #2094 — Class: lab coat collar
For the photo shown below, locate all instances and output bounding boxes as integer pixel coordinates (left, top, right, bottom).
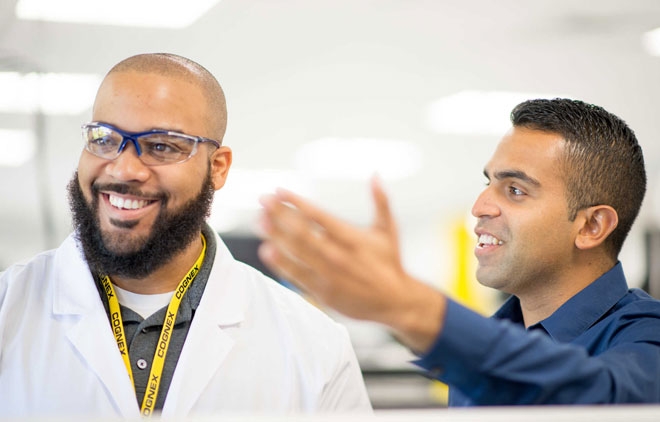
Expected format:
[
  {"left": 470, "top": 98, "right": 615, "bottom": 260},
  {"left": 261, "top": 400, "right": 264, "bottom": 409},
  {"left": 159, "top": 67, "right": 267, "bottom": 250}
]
[
  {"left": 52, "top": 233, "right": 98, "bottom": 316},
  {"left": 50, "top": 229, "right": 248, "bottom": 418},
  {"left": 161, "top": 229, "right": 247, "bottom": 417},
  {"left": 52, "top": 234, "right": 141, "bottom": 417}
]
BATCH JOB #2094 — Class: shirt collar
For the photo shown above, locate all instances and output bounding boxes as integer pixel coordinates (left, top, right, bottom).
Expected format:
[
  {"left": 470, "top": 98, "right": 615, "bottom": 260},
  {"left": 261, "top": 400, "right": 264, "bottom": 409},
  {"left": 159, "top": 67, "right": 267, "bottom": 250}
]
[
  {"left": 186, "top": 223, "right": 217, "bottom": 311},
  {"left": 494, "top": 295, "right": 524, "bottom": 324},
  {"left": 493, "top": 262, "right": 629, "bottom": 343},
  {"left": 92, "top": 223, "right": 218, "bottom": 324}
]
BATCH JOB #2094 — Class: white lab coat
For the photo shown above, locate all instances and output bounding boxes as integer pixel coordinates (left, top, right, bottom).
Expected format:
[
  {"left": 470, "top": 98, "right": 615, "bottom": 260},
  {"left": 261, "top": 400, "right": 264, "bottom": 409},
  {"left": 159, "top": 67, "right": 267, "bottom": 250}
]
[{"left": 0, "top": 231, "right": 371, "bottom": 418}]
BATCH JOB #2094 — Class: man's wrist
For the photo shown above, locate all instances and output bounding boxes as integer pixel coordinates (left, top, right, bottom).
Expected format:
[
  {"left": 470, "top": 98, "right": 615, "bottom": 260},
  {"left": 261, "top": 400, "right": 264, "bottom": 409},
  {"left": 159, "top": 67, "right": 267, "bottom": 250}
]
[{"left": 387, "top": 277, "right": 447, "bottom": 354}]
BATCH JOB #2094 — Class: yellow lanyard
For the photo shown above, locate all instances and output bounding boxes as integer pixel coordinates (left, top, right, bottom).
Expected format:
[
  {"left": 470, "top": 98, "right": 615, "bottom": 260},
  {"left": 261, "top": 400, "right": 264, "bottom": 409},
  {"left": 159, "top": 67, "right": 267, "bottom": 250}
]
[{"left": 100, "top": 234, "right": 206, "bottom": 417}]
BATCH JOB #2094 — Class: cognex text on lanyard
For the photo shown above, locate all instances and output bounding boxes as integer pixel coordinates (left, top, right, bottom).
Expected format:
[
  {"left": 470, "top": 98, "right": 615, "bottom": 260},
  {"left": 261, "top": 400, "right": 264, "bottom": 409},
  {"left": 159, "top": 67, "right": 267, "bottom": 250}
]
[{"left": 100, "top": 234, "right": 206, "bottom": 417}]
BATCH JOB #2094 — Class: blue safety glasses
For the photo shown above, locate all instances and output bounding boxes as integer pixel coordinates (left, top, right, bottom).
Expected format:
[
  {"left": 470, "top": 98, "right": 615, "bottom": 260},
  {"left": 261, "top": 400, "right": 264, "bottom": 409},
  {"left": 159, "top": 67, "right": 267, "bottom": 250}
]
[{"left": 82, "top": 122, "right": 221, "bottom": 166}]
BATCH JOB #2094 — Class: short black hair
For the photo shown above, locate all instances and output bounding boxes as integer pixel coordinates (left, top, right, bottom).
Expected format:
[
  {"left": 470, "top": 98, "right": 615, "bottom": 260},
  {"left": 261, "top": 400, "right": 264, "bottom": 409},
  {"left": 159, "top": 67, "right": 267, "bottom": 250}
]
[{"left": 511, "top": 98, "right": 646, "bottom": 258}]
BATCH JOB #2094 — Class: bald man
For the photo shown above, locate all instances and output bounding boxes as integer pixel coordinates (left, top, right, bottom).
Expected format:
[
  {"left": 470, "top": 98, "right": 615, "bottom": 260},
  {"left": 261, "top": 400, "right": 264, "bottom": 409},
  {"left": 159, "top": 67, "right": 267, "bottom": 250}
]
[{"left": 0, "top": 54, "right": 371, "bottom": 418}]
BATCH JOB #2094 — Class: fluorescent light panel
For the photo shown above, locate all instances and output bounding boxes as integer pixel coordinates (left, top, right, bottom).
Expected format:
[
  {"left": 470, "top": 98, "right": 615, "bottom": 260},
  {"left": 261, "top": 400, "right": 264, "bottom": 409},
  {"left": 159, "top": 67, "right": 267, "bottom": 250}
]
[
  {"left": 214, "top": 169, "right": 308, "bottom": 209},
  {"left": 209, "top": 169, "right": 309, "bottom": 232},
  {"left": 295, "top": 137, "right": 422, "bottom": 180},
  {"left": 0, "top": 129, "right": 35, "bottom": 167},
  {"left": 642, "top": 27, "right": 660, "bottom": 56},
  {"left": 16, "top": 0, "right": 221, "bottom": 28},
  {"left": 427, "top": 90, "right": 562, "bottom": 135},
  {"left": 0, "top": 72, "right": 101, "bottom": 115}
]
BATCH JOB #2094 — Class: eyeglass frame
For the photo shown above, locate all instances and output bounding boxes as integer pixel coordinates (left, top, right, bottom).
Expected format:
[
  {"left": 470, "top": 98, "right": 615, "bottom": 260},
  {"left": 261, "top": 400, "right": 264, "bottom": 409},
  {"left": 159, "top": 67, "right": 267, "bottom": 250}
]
[{"left": 81, "top": 121, "right": 222, "bottom": 166}]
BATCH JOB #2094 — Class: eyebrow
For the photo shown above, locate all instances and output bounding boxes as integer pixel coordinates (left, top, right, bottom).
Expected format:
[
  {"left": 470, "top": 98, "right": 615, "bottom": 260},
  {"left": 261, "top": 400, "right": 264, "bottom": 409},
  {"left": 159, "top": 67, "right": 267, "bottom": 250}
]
[
  {"left": 96, "top": 121, "right": 187, "bottom": 135},
  {"left": 483, "top": 169, "right": 541, "bottom": 187},
  {"left": 151, "top": 126, "right": 186, "bottom": 134}
]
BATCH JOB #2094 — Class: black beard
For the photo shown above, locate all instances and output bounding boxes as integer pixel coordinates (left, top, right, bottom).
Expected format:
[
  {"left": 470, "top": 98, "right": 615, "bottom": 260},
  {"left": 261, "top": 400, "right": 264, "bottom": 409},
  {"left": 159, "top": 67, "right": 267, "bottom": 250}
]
[{"left": 67, "top": 170, "right": 215, "bottom": 279}]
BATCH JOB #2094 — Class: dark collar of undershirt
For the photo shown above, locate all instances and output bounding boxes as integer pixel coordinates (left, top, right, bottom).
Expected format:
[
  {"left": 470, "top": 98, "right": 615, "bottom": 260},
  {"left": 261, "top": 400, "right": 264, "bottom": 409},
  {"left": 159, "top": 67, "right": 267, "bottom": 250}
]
[{"left": 92, "top": 222, "right": 218, "bottom": 323}]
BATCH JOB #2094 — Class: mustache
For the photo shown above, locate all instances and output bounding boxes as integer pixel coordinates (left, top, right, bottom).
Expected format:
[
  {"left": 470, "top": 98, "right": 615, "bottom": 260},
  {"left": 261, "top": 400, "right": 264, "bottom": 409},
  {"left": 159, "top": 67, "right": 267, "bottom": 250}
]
[
  {"left": 91, "top": 182, "right": 169, "bottom": 202},
  {"left": 68, "top": 169, "right": 215, "bottom": 279}
]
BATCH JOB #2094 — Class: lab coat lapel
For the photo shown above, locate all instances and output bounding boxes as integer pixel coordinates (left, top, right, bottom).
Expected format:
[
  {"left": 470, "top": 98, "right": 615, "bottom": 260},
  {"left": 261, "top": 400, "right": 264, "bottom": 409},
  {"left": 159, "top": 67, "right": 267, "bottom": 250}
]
[
  {"left": 161, "top": 233, "right": 246, "bottom": 418},
  {"left": 52, "top": 235, "right": 140, "bottom": 418}
]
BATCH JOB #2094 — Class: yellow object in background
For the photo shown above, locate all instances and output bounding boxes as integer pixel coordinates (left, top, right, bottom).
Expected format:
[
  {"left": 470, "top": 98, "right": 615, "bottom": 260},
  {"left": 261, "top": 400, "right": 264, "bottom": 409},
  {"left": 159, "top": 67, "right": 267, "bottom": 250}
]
[
  {"left": 447, "top": 215, "right": 497, "bottom": 315},
  {"left": 430, "top": 215, "right": 500, "bottom": 406}
]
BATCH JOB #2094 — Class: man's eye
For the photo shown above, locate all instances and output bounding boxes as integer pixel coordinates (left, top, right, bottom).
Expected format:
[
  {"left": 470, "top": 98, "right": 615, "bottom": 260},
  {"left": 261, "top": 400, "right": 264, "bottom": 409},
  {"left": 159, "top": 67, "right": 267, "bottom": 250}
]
[
  {"left": 151, "top": 143, "right": 173, "bottom": 153},
  {"left": 509, "top": 186, "right": 524, "bottom": 196},
  {"left": 92, "top": 136, "right": 113, "bottom": 146}
]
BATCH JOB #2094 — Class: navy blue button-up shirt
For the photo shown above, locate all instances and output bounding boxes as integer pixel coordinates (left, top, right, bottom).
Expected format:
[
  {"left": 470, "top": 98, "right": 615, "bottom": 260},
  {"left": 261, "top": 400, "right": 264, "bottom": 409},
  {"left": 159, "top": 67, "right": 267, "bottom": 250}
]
[{"left": 415, "top": 263, "right": 660, "bottom": 405}]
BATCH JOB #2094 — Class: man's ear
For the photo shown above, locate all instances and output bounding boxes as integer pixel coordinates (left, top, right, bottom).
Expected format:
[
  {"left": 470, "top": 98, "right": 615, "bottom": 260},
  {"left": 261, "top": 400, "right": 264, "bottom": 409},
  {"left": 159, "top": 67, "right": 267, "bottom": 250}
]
[
  {"left": 209, "top": 146, "right": 232, "bottom": 190},
  {"left": 575, "top": 205, "right": 618, "bottom": 250}
]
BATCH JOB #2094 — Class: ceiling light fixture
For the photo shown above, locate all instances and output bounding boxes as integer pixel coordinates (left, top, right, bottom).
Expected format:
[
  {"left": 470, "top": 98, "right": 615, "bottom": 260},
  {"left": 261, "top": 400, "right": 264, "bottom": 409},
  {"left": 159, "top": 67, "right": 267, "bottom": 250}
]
[
  {"left": 0, "top": 72, "right": 101, "bottom": 115},
  {"left": 0, "top": 129, "right": 35, "bottom": 167},
  {"left": 209, "top": 169, "right": 310, "bottom": 232},
  {"left": 295, "top": 137, "right": 422, "bottom": 180},
  {"left": 426, "top": 90, "right": 562, "bottom": 136},
  {"left": 16, "top": 0, "right": 221, "bottom": 28},
  {"left": 642, "top": 27, "right": 660, "bottom": 56}
]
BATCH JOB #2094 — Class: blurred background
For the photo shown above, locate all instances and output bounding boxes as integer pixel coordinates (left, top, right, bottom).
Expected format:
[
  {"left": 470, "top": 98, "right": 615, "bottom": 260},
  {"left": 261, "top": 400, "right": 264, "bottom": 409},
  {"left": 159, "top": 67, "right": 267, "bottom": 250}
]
[{"left": 1, "top": 0, "right": 660, "bottom": 409}]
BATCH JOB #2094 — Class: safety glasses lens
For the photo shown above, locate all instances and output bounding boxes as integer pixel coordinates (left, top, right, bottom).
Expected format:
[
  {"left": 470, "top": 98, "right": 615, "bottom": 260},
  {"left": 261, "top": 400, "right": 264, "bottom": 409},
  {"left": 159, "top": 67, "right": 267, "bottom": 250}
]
[
  {"left": 83, "top": 125, "right": 122, "bottom": 158},
  {"left": 139, "top": 134, "right": 194, "bottom": 164}
]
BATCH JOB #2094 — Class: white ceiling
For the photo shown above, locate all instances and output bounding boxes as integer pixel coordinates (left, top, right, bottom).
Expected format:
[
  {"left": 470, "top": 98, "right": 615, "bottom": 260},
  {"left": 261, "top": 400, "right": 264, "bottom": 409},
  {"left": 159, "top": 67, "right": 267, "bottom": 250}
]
[{"left": 1, "top": 0, "right": 659, "bottom": 287}]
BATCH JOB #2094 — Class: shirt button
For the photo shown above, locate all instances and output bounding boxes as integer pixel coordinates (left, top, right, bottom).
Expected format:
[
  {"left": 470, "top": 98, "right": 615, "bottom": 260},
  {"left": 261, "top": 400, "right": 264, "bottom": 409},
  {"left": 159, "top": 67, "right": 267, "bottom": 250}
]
[
  {"left": 136, "top": 359, "right": 148, "bottom": 370},
  {"left": 429, "top": 367, "right": 443, "bottom": 379}
]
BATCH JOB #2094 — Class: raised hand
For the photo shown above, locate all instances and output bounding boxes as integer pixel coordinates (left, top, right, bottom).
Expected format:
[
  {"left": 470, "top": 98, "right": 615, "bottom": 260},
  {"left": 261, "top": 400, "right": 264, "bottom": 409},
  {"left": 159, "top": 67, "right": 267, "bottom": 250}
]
[{"left": 258, "top": 177, "right": 446, "bottom": 352}]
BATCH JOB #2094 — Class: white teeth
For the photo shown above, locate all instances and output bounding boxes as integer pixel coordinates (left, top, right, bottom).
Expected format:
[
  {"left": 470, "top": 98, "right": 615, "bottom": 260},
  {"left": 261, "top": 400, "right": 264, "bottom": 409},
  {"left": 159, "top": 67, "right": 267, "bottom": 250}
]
[
  {"left": 109, "top": 195, "right": 124, "bottom": 208},
  {"left": 108, "top": 194, "right": 149, "bottom": 210},
  {"left": 478, "top": 234, "right": 503, "bottom": 246}
]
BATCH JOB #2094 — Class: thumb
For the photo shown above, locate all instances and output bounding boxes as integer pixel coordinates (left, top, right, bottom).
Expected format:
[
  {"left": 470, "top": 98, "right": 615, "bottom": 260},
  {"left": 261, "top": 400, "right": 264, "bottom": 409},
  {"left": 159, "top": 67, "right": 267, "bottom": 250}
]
[{"left": 371, "top": 174, "right": 396, "bottom": 235}]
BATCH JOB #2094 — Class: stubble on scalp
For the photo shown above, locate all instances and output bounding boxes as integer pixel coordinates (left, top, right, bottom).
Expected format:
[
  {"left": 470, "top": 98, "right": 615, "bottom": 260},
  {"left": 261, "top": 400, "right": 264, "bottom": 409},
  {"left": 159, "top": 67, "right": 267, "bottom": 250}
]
[{"left": 101, "top": 53, "right": 227, "bottom": 143}]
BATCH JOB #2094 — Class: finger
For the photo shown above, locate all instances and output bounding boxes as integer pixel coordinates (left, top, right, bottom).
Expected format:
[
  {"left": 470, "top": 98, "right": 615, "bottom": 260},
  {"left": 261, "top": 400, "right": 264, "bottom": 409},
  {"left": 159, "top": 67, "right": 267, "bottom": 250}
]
[
  {"left": 272, "top": 189, "right": 360, "bottom": 246},
  {"left": 260, "top": 197, "right": 348, "bottom": 278},
  {"left": 258, "top": 240, "right": 321, "bottom": 295},
  {"left": 370, "top": 174, "right": 396, "bottom": 234}
]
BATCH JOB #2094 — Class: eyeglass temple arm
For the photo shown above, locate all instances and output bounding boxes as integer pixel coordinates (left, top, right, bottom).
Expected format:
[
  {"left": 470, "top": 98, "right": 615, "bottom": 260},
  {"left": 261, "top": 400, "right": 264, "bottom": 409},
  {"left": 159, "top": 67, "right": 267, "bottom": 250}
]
[{"left": 203, "top": 138, "right": 222, "bottom": 149}]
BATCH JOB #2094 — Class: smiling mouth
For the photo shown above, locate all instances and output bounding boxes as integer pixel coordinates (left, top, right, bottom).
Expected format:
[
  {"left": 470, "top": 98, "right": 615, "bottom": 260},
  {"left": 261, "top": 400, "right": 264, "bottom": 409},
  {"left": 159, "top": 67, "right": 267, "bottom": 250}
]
[
  {"left": 477, "top": 233, "right": 503, "bottom": 249},
  {"left": 101, "top": 192, "right": 159, "bottom": 229},
  {"left": 102, "top": 193, "right": 158, "bottom": 211},
  {"left": 107, "top": 193, "right": 157, "bottom": 210}
]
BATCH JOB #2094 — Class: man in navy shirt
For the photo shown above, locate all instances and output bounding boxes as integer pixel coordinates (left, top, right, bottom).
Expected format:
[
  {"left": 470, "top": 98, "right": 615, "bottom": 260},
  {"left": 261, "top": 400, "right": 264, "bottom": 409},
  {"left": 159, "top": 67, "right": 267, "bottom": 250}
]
[{"left": 258, "top": 98, "right": 660, "bottom": 404}]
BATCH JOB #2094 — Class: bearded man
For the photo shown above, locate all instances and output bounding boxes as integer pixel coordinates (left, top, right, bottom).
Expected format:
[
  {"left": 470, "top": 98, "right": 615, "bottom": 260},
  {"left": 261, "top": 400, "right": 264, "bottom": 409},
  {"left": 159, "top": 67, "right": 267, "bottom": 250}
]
[{"left": 0, "top": 53, "right": 371, "bottom": 418}]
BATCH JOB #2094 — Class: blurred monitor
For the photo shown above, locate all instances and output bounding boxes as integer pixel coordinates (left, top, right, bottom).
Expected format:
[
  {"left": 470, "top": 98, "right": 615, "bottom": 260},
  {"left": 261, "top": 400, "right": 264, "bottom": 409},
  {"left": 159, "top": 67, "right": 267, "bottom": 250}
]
[{"left": 222, "top": 233, "right": 279, "bottom": 282}]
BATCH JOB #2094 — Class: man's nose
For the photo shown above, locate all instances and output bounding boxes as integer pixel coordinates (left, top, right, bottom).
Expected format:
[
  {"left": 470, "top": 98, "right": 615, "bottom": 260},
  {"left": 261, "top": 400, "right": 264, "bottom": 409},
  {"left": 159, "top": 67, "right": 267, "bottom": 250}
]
[
  {"left": 104, "top": 140, "right": 150, "bottom": 182},
  {"left": 471, "top": 186, "right": 500, "bottom": 219}
]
